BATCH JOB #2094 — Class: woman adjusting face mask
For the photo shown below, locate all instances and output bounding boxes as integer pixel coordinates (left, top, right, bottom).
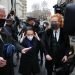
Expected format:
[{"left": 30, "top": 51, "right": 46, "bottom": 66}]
[{"left": 26, "top": 29, "right": 34, "bottom": 41}]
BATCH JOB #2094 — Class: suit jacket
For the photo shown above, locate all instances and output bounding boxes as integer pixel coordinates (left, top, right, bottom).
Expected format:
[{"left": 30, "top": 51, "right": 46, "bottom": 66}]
[{"left": 44, "top": 28, "right": 70, "bottom": 61}]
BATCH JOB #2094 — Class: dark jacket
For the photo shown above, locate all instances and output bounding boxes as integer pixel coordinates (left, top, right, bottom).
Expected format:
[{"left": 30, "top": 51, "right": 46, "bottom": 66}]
[
  {"left": 1, "top": 25, "right": 24, "bottom": 50},
  {"left": 0, "top": 25, "right": 24, "bottom": 75},
  {"left": 0, "top": 39, "right": 4, "bottom": 57},
  {"left": 19, "top": 37, "right": 44, "bottom": 74},
  {"left": 44, "top": 28, "right": 70, "bottom": 62}
]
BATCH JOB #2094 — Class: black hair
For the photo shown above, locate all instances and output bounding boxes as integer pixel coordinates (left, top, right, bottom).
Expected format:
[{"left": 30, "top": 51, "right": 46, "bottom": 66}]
[
  {"left": 0, "top": 19, "right": 5, "bottom": 27},
  {"left": 25, "top": 27, "right": 35, "bottom": 34},
  {"left": 44, "top": 22, "right": 49, "bottom": 26},
  {"left": 26, "top": 17, "right": 35, "bottom": 22},
  {"left": 10, "top": 10, "right": 15, "bottom": 15}
]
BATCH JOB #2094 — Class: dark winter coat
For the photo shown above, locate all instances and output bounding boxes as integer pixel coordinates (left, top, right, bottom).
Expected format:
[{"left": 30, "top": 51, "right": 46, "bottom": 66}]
[
  {"left": 44, "top": 28, "right": 70, "bottom": 68},
  {"left": 19, "top": 37, "right": 45, "bottom": 74},
  {"left": 0, "top": 25, "right": 24, "bottom": 75}
]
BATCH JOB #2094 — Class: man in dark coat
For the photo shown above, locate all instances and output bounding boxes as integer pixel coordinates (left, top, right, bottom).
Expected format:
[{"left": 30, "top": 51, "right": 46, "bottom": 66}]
[
  {"left": 0, "top": 19, "right": 7, "bottom": 74},
  {"left": 44, "top": 14, "right": 70, "bottom": 75},
  {"left": 0, "top": 18, "right": 26, "bottom": 75}
]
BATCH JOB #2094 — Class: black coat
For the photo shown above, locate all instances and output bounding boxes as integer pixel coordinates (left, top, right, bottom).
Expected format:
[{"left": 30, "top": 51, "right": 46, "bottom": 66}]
[
  {"left": 19, "top": 37, "right": 44, "bottom": 74},
  {"left": 1, "top": 25, "right": 24, "bottom": 50},
  {"left": 0, "top": 39, "right": 4, "bottom": 57},
  {"left": 44, "top": 28, "right": 70, "bottom": 63},
  {"left": 0, "top": 25, "right": 24, "bottom": 75},
  {"left": 64, "top": 3, "right": 75, "bottom": 35},
  {"left": 0, "top": 36, "right": 14, "bottom": 75}
]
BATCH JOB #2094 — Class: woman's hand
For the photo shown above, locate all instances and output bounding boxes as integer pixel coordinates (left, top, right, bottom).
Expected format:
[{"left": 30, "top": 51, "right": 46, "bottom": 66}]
[
  {"left": 46, "top": 54, "right": 53, "bottom": 61},
  {"left": 35, "top": 32, "right": 40, "bottom": 41},
  {"left": 21, "top": 47, "right": 32, "bottom": 54}
]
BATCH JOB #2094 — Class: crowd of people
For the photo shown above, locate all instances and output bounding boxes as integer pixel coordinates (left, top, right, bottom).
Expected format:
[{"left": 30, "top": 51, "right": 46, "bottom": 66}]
[{"left": 0, "top": 10, "right": 74, "bottom": 75}]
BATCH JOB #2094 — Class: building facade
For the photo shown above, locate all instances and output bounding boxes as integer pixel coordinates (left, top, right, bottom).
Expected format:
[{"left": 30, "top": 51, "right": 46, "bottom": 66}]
[
  {"left": 0, "top": 0, "right": 11, "bottom": 14},
  {"left": 0, "top": 0, "right": 27, "bottom": 20},
  {"left": 16, "top": 0, "right": 27, "bottom": 20},
  {"left": 57, "top": 0, "right": 74, "bottom": 5}
]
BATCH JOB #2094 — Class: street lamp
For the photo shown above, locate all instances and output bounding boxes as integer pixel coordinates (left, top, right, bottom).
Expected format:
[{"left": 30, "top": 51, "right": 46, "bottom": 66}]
[
  {"left": 11, "top": 0, "right": 16, "bottom": 13},
  {"left": 11, "top": 0, "right": 13, "bottom": 10}
]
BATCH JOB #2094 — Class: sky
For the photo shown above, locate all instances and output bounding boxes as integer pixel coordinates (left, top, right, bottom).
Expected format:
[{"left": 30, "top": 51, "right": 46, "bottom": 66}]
[{"left": 27, "top": 0, "right": 58, "bottom": 14}]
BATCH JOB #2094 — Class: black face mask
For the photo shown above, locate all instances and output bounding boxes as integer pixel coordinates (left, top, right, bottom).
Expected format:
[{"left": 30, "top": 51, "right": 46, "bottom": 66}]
[
  {"left": 51, "top": 23, "right": 58, "bottom": 30},
  {"left": 0, "top": 19, "right": 5, "bottom": 27}
]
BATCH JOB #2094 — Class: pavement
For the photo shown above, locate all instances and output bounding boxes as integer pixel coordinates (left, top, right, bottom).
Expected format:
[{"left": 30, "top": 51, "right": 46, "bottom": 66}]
[
  {"left": 13, "top": 53, "right": 47, "bottom": 75},
  {"left": 13, "top": 36, "right": 75, "bottom": 75},
  {"left": 13, "top": 53, "right": 75, "bottom": 75}
]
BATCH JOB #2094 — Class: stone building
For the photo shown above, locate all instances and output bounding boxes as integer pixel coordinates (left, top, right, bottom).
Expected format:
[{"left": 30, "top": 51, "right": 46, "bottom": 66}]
[{"left": 0, "top": 0, "right": 27, "bottom": 20}]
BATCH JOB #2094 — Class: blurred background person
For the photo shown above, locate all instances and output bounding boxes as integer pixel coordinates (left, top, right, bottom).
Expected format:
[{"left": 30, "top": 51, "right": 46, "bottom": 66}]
[
  {"left": 7, "top": 10, "right": 20, "bottom": 61},
  {"left": 43, "top": 22, "right": 49, "bottom": 31}
]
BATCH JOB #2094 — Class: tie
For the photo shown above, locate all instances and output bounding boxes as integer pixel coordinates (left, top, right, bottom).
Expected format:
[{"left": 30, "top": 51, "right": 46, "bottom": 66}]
[{"left": 55, "top": 31, "right": 57, "bottom": 41}]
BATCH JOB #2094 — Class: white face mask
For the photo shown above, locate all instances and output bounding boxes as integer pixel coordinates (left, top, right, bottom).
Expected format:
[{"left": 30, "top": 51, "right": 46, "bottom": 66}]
[{"left": 27, "top": 36, "right": 33, "bottom": 41}]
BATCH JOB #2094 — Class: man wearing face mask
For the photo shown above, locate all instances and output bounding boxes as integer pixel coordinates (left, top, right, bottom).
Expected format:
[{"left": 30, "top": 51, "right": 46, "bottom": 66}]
[
  {"left": 44, "top": 14, "right": 70, "bottom": 75},
  {"left": 0, "top": 18, "right": 7, "bottom": 74},
  {"left": 0, "top": 18, "right": 31, "bottom": 75},
  {"left": 0, "top": 7, "right": 8, "bottom": 73}
]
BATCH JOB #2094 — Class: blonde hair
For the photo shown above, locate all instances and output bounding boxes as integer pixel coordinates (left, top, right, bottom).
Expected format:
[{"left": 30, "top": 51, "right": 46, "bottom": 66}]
[{"left": 51, "top": 14, "right": 64, "bottom": 28}]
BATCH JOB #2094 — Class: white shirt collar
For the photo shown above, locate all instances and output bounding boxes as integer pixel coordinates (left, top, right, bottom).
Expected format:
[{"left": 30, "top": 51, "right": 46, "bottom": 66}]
[{"left": 54, "top": 28, "right": 60, "bottom": 33}]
